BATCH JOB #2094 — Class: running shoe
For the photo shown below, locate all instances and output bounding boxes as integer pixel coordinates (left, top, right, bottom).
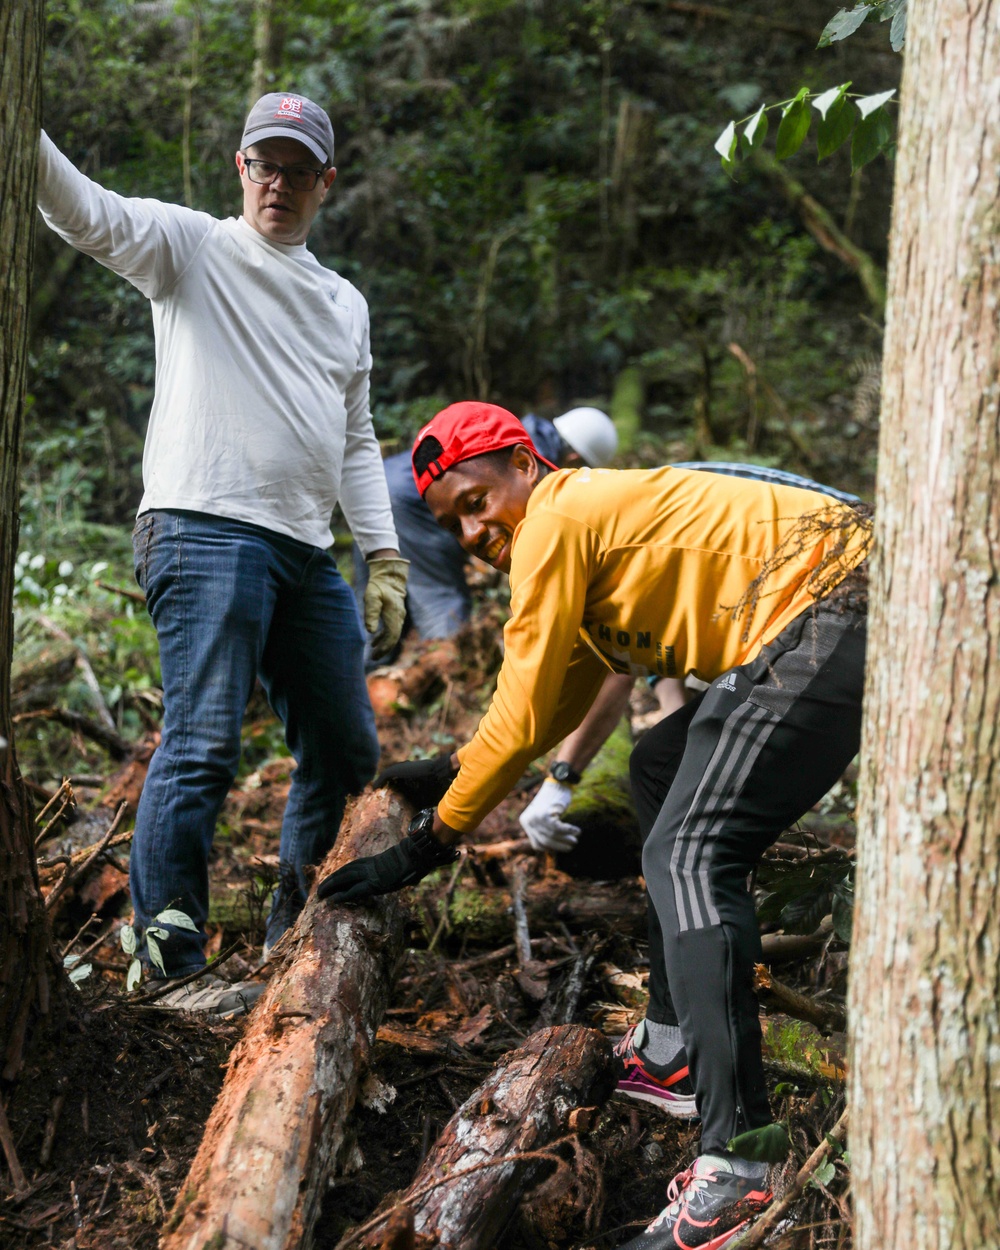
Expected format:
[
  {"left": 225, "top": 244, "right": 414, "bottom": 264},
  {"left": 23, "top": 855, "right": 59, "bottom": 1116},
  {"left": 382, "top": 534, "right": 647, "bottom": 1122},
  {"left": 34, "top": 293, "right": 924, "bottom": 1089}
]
[
  {"left": 613, "top": 1022, "right": 699, "bottom": 1118},
  {"left": 152, "top": 974, "right": 266, "bottom": 1019},
  {"left": 617, "top": 1154, "right": 771, "bottom": 1250}
]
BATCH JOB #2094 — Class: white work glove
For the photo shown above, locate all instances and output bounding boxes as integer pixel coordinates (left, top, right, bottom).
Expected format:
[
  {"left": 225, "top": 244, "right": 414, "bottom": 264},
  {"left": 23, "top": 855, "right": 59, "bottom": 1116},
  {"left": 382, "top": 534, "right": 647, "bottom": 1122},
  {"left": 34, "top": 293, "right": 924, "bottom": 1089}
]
[
  {"left": 518, "top": 779, "right": 580, "bottom": 853},
  {"left": 364, "top": 556, "right": 410, "bottom": 660}
]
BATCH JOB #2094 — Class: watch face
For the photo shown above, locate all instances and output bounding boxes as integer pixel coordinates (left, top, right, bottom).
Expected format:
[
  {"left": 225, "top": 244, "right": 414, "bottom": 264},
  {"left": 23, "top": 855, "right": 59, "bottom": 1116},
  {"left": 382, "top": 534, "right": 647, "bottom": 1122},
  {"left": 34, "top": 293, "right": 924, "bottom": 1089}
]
[
  {"left": 550, "top": 762, "right": 575, "bottom": 783},
  {"left": 409, "top": 807, "right": 436, "bottom": 834}
]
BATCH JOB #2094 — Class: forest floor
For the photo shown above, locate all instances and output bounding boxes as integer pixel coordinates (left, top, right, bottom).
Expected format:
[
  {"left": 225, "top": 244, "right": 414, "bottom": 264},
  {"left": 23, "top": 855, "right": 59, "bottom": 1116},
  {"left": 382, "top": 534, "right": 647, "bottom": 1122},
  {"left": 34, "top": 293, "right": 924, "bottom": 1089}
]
[{"left": 3, "top": 605, "right": 854, "bottom": 1250}]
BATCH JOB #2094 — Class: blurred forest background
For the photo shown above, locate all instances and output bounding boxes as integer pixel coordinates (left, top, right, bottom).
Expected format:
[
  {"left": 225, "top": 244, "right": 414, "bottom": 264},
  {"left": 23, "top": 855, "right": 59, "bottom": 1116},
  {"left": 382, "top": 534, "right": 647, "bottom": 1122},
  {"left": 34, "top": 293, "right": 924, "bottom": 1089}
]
[{"left": 18, "top": 0, "right": 897, "bottom": 779}]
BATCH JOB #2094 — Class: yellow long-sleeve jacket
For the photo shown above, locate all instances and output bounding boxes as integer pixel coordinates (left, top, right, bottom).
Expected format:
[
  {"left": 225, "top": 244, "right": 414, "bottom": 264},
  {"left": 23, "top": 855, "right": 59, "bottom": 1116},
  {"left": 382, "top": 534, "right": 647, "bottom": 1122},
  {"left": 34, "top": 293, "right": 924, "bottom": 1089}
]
[{"left": 437, "top": 465, "right": 866, "bottom": 832}]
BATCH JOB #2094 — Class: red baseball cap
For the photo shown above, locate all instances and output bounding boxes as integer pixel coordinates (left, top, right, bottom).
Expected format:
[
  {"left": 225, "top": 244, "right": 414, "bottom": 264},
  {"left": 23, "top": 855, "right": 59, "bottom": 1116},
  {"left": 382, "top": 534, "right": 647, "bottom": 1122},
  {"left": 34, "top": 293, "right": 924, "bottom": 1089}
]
[{"left": 411, "top": 401, "right": 559, "bottom": 497}]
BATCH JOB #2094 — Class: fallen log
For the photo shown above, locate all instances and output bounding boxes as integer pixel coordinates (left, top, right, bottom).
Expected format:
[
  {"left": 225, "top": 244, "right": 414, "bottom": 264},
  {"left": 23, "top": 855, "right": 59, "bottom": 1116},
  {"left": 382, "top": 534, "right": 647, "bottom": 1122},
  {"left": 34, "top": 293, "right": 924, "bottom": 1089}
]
[
  {"left": 366, "top": 642, "right": 460, "bottom": 719},
  {"left": 344, "top": 1023, "right": 614, "bottom": 1250},
  {"left": 161, "top": 789, "right": 410, "bottom": 1250},
  {"left": 434, "top": 874, "right": 836, "bottom": 962},
  {"left": 754, "top": 964, "right": 847, "bottom": 1035},
  {"left": 437, "top": 873, "right": 649, "bottom": 942},
  {"left": 14, "top": 706, "right": 131, "bottom": 759}
]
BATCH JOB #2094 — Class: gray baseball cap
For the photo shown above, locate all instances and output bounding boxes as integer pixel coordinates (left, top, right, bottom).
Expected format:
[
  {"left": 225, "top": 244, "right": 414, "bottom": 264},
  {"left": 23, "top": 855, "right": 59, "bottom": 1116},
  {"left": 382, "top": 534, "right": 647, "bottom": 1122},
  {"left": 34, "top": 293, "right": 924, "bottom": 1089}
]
[{"left": 241, "top": 92, "right": 335, "bottom": 165}]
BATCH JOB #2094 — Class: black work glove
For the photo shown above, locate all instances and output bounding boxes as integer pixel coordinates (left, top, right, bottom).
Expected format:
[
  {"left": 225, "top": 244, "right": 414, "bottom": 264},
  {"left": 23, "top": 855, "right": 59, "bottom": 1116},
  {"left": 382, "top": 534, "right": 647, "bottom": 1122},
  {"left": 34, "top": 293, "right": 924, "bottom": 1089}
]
[
  {"left": 373, "top": 752, "right": 457, "bottom": 809},
  {"left": 317, "top": 812, "right": 459, "bottom": 904}
]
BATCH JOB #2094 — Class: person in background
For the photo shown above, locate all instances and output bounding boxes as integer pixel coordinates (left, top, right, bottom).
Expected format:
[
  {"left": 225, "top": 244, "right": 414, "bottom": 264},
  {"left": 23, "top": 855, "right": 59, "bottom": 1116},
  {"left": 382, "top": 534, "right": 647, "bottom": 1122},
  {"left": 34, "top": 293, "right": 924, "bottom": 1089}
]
[
  {"left": 318, "top": 403, "right": 868, "bottom": 1250},
  {"left": 36, "top": 93, "right": 407, "bottom": 1012},
  {"left": 353, "top": 407, "right": 617, "bottom": 654}
]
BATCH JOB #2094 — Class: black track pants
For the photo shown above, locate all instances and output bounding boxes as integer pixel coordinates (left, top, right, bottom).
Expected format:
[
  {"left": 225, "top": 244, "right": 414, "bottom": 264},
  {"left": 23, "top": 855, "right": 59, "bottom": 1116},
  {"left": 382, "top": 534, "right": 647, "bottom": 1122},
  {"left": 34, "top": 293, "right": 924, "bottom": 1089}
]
[{"left": 630, "top": 602, "right": 866, "bottom": 1154}]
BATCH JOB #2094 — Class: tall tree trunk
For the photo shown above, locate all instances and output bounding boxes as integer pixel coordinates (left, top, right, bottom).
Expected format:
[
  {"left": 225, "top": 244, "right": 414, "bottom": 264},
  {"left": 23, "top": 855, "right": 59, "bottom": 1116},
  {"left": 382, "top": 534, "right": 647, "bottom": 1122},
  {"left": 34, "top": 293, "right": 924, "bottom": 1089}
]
[
  {"left": 849, "top": 3, "right": 1000, "bottom": 1248},
  {"left": 0, "top": 0, "right": 59, "bottom": 1081},
  {"left": 250, "top": 0, "right": 285, "bottom": 105}
]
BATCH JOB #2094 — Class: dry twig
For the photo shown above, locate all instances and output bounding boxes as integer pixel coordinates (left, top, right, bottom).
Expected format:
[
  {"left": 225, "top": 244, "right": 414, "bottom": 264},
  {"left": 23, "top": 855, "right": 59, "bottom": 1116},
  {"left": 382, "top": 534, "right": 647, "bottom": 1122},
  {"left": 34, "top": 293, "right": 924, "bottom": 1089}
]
[{"left": 44, "top": 801, "right": 129, "bottom": 913}]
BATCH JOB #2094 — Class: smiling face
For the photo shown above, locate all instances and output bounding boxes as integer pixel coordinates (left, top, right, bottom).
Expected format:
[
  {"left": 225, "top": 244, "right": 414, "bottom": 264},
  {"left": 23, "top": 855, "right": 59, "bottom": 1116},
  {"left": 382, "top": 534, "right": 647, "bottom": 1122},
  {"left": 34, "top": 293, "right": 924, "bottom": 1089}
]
[
  {"left": 236, "top": 136, "right": 337, "bottom": 245},
  {"left": 424, "top": 444, "right": 543, "bottom": 573}
]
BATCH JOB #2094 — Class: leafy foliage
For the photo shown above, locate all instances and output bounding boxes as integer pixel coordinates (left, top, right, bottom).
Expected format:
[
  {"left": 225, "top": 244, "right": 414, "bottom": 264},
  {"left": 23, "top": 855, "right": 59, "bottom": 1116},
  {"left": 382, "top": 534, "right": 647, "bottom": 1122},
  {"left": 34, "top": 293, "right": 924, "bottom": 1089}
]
[
  {"left": 120, "top": 908, "right": 199, "bottom": 988},
  {"left": 819, "top": 1, "right": 907, "bottom": 53},
  {"left": 714, "top": 86, "right": 896, "bottom": 176},
  {"left": 756, "top": 853, "right": 854, "bottom": 939}
]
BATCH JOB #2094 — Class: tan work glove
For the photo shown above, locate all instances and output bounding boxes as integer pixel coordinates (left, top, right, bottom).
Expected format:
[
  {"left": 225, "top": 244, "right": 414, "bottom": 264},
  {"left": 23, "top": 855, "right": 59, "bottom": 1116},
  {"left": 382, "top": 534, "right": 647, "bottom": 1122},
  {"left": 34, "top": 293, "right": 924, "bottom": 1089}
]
[{"left": 364, "top": 556, "right": 409, "bottom": 660}]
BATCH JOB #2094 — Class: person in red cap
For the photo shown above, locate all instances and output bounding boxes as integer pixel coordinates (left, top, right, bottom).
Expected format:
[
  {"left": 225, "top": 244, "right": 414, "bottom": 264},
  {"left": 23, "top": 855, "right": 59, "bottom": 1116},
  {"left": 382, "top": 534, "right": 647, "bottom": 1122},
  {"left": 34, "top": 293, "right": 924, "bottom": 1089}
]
[{"left": 318, "top": 400, "right": 869, "bottom": 1250}]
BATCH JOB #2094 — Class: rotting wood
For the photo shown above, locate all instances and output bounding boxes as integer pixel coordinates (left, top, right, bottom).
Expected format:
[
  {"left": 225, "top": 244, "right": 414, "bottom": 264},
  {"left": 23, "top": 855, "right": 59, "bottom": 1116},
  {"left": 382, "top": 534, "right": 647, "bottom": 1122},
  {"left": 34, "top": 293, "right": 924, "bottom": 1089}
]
[
  {"left": 343, "top": 1023, "right": 614, "bottom": 1250},
  {"left": 366, "top": 642, "right": 460, "bottom": 719},
  {"left": 161, "top": 789, "right": 411, "bottom": 1250}
]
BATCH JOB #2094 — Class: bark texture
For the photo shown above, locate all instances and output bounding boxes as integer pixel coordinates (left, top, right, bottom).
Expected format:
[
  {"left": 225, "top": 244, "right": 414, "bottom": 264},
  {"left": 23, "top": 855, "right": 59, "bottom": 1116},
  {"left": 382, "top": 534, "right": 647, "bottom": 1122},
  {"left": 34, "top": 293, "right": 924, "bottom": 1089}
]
[
  {"left": 0, "top": 0, "right": 56, "bottom": 1082},
  {"left": 162, "top": 790, "right": 410, "bottom": 1250},
  {"left": 849, "top": 3, "right": 1000, "bottom": 1247},
  {"left": 353, "top": 1024, "right": 613, "bottom": 1250}
]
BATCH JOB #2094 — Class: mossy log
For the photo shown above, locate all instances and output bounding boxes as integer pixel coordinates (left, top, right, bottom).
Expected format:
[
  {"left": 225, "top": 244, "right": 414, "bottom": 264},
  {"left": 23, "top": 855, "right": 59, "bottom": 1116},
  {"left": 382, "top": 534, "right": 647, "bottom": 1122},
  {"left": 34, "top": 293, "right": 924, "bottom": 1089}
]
[
  {"left": 560, "top": 718, "right": 640, "bottom": 877},
  {"left": 431, "top": 874, "right": 837, "bottom": 965},
  {"left": 436, "top": 875, "right": 649, "bottom": 944},
  {"left": 162, "top": 789, "right": 410, "bottom": 1250},
  {"left": 349, "top": 1024, "right": 614, "bottom": 1249}
]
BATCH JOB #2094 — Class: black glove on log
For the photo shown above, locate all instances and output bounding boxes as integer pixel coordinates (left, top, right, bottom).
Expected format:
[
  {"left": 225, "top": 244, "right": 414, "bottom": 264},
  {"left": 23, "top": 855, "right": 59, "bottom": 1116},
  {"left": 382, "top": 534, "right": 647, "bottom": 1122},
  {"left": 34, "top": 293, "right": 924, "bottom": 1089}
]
[
  {"left": 372, "top": 752, "right": 456, "bottom": 809},
  {"left": 317, "top": 814, "right": 459, "bottom": 904}
]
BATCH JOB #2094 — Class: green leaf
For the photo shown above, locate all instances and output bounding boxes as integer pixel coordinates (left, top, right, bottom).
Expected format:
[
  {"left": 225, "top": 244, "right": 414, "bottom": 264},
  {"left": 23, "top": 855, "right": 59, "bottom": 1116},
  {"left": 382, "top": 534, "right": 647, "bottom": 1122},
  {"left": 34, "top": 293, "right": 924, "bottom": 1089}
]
[
  {"left": 851, "top": 106, "right": 894, "bottom": 172},
  {"left": 780, "top": 888, "right": 832, "bottom": 936},
  {"left": 810, "top": 1158, "right": 837, "bottom": 1188},
  {"left": 727, "top": 1122, "right": 791, "bottom": 1163},
  {"left": 68, "top": 962, "right": 93, "bottom": 985},
  {"left": 146, "top": 925, "right": 170, "bottom": 941},
  {"left": 817, "top": 94, "right": 856, "bottom": 160},
  {"left": 714, "top": 120, "right": 737, "bottom": 162},
  {"left": 818, "top": 5, "right": 874, "bottom": 47},
  {"left": 889, "top": 3, "right": 907, "bottom": 50},
  {"left": 775, "top": 94, "right": 811, "bottom": 161},
  {"left": 155, "top": 908, "right": 199, "bottom": 932},
  {"left": 146, "top": 934, "right": 165, "bottom": 974},
  {"left": 120, "top": 923, "right": 137, "bottom": 956},
  {"left": 831, "top": 886, "right": 855, "bottom": 942},
  {"left": 856, "top": 89, "right": 895, "bottom": 118},
  {"left": 741, "top": 104, "right": 769, "bottom": 154},
  {"left": 127, "top": 958, "right": 142, "bottom": 992},
  {"left": 812, "top": 83, "right": 850, "bottom": 121},
  {"left": 64, "top": 953, "right": 82, "bottom": 968}
]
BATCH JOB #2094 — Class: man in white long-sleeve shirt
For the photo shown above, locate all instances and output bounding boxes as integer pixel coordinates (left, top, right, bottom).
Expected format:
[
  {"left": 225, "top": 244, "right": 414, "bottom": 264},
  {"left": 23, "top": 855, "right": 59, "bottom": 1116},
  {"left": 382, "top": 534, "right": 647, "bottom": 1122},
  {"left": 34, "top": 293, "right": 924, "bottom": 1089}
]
[{"left": 37, "top": 93, "right": 407, "bottom": 1008}]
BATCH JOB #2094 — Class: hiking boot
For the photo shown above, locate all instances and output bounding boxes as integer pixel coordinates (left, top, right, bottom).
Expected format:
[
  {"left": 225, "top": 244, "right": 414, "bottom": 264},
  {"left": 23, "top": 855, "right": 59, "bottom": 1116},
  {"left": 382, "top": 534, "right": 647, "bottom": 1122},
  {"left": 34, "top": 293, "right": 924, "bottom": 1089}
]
[
  {"left": 613, "top": 1022, "right": 699, "bottom": 1118},
  {"left": 617, "top": 1155, "right": 771, "bottom": 1250},
  {"left": 152, "top": 973, "right": 266, "bottom": 1019}
]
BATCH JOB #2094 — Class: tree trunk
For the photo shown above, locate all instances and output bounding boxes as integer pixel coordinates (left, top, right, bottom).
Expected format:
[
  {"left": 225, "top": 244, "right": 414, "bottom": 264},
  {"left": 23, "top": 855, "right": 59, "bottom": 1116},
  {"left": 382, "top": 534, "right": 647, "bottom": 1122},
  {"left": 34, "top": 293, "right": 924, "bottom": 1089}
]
[
  {"left": 849, "top": 4, "right": 1000, "bottom": 1248},
  {"left": 162, "top": 789, "right": 410, "bottom": 1250},
  {"left": 250, "top": 0, "right": 286, "bottom": 105},
  {"left": 0, "top": 0, "right": 60, "bottom": 1085},
  {"left": 350, "top": 1024, "right": 613, "bottom": 1250}
]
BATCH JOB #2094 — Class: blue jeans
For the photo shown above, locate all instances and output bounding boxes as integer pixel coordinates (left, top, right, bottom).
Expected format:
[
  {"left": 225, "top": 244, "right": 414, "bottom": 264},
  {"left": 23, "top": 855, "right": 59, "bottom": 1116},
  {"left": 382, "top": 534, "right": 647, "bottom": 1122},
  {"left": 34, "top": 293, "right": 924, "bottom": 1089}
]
[{"left": 130, "top": 510, "right": 379, "bottom": 977}]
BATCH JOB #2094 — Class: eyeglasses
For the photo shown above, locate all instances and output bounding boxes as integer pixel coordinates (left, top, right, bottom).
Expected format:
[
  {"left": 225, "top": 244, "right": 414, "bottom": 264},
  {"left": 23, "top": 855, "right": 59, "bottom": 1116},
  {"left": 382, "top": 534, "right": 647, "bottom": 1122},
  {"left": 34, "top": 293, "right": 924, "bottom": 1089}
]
[{"left": 241, "top": 155, "right": 325, "bottom": 192}]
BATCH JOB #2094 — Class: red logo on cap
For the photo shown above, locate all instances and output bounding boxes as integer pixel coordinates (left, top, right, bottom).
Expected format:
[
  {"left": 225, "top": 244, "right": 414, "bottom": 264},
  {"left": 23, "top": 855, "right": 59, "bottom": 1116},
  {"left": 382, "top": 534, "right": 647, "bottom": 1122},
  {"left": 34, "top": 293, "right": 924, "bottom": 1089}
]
[{"left": 275, "top": 97, "right": 304, "bottom": 121}]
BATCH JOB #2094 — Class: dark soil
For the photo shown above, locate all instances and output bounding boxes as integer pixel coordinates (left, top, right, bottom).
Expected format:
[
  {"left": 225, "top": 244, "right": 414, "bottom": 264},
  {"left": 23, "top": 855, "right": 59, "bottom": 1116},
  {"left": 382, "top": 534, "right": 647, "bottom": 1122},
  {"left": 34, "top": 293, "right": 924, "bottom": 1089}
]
[{"left": 0, "top": 992, "right": 239, "bottom": 1250}]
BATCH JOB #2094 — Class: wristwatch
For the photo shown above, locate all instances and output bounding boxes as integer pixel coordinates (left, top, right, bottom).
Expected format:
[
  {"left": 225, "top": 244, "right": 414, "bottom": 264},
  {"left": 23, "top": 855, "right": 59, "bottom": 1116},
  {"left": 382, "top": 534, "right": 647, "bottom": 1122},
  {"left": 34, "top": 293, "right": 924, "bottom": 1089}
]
[
  {"left": 549, "top": 761, "right": 583, "bottom": 785},
  {"left": 408, "top": 808, "right": 460, "bottom": 865}
]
